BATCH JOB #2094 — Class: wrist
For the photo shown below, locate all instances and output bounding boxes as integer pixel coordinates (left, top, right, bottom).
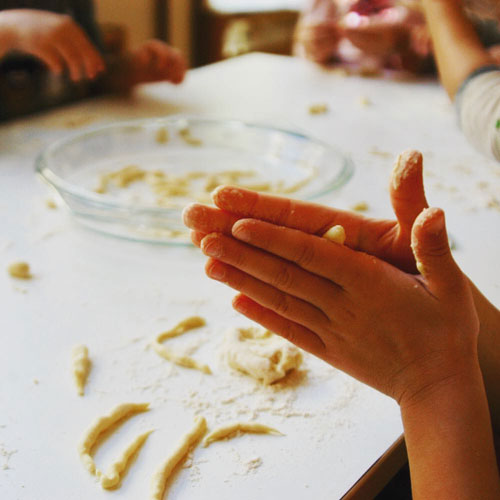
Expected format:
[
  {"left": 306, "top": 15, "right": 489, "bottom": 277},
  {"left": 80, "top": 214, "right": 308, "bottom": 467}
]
[
  {"left": 399, "top": 356, "right": 483, "bottom": 413},
  {"left": 400, "top": 363, "right": 500, "bottom": 498}
]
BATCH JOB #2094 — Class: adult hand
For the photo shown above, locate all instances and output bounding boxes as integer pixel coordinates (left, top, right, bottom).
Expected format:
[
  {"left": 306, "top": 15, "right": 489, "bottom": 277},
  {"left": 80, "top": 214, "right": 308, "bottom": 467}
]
[
  {"left": 184, "top": 150, "right": 429, "bottom": 273},
  {"left": 0, "top": 9, "right": 105, "bottom": 81},
  {"left": 128, "top": 40, "right": 187, "bottom": 85}
]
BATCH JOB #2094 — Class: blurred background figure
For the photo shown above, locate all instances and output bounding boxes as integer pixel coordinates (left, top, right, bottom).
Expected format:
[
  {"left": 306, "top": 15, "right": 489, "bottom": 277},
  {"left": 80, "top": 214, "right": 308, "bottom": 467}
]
[
  {"left": 293, "top": 0, "right": 434, "bottom": 74},
  {"left": 293, "top": 0, "right": 500, "bottom": 74},
  {"left": 0, "top": 1, "right": 186, "bottom": 120}
]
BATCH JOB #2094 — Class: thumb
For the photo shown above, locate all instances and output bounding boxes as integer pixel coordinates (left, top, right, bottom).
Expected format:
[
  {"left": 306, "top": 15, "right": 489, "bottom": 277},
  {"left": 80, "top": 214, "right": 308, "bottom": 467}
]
[
  {"left": 390, "top": 150, "right": 429, "bottom": 238},
  {"left": 411, "top": 207, "right": 463, "bottom": 296}
]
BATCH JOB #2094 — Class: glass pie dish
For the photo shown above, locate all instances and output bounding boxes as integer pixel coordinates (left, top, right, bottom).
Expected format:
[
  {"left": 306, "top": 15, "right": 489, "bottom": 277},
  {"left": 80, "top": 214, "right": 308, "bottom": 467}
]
[{"left": 35, "top": 116, "right": 354, "bottom": 244}]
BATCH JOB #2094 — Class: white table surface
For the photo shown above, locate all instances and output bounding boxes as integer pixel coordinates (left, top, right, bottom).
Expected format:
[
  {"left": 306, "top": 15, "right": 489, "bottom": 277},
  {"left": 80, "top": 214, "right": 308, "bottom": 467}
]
[{"left": 1, "top": 53, "right": 499, "bottom": 500}]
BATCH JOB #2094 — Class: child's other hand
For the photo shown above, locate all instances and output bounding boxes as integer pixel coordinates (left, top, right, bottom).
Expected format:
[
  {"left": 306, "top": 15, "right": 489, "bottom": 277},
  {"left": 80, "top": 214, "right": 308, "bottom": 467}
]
[
  {"left": 294, "top": 20, "right": 343, "bottom": 64},
  {"left": 129, "top": 40, "right": 187, "bottom": 85},
  {"left": 183, "top": 150, "right": 429, "bottom": 274},
  {"left": 0, "top": 9, "right": 105, "bottom": 81},
  {"left": 191, "top": 201, "right": 479, "bottom": 406}
]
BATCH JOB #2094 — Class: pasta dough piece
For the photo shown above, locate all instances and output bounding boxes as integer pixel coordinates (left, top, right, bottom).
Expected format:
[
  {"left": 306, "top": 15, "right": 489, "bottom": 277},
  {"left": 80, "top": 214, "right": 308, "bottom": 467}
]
[
  {"left": 95, "top": 165, "right": 146, "bottom": 193},
  {"left": 308, "top": 103, "right": 329, "bottom": 115},
  {"left": 203, "top": 422, "right": 283, "bottom": 447},
  {"left": 71, "top": 345, "right": 91, "bottom": 396},
  {"left": 222, "top": 327, "right": 302, "bottom": 384},
  {"left": 153, "top": 316, "right": 211, "bottom": 374},
  {"left": 150, "top": 416, "right": 207, "bottom": 500},
  {"left": 155, "top": 127, "right": 169, "bottom": 144},
  {"left": 78, "top": 402, "right": 149, "bottom": 477},
  {"left": 7, "top": 261, "right": 32, "bottom": 280},
  {"left": 178, "top": 126, "right": 202, "bottom": 146},
  {"left": 322, "top": 225, "right": 346, "bottom": 244},
  {"left": 100, "top": 430, "right": 153, "bottom": 489}
]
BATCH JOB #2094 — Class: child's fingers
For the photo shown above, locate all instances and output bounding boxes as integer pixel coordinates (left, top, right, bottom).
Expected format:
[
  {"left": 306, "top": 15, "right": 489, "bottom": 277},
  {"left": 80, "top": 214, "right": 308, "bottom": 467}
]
[
  {"left": 30, "top": 45, "right": 63, "bottom": 74},
  {"left": 73, "top": 33, "right": 105, "bottom": 79},
  {"left": 411, "top": 208, "right": 466, "bottom": 299},
  {"left": 190, "top": 230, "right": 206, "bottom": 247},
  {"left": 53, "top": 40, "right": 84, "bottom": 81},
  {"left": 390, "top": 150, "right": 428, "bottom": 238},
  {"left": 204, "top": 257, "right": 330, "bottom": 336},
  {"left": 212, "top": 185, "right": 361, "bottom": 240},
  {"left": 231, "top": 218, "right": 360, "bottom": 288},
  {"left": 232, "top": 293, "right": 326, "bottom": 356},
  {"left": 183, "top": 203, "right": 239, "bottom": 235},
  {"left": 201, "top": 232, "right": 341, "bottom": 313}
]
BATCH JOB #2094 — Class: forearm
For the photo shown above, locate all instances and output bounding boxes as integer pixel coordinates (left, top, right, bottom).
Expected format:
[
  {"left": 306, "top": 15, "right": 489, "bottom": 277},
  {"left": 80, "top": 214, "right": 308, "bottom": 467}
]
[
  {"left": 471, "top": 281, "right": 500, "bottom": 436},
  {"left": 401, "top": 365, "right": 500, "bottom": 498},
  {"left": 421, "top": 0, "right": 493, "bottom": 98},
  {"left": 0, "top": 12, "right": 16, "bottom": 59}
]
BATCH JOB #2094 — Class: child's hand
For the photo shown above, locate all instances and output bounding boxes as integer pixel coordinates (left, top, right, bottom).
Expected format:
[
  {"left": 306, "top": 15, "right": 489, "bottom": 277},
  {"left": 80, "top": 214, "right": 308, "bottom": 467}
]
[
  {"left": 190, "top": 199, "right": 479, "bottom": 406},
  {"left": 294, "top": 20, "right": 343, "bottom": 64},
  {"left": 294, "top": 0, "right": 343, "bottom": 64},
  {"left": 0, "top": 9, "right": 105, "bottom": 81},
  {"left": 128, "top": 40, "right": 187, "bottom": 85},
  {"left": 184, "top": 150, "right": 429, "bottom": 274}
]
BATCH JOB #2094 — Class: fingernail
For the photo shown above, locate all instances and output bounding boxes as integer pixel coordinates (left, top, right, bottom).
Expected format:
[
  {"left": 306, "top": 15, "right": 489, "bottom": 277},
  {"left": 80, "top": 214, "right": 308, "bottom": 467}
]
[
  {"left": 420, "top": 207, "right": 445, "bottom": 235},
  {"left": 232, "top": 221, "right": 250, "bottom": 242},
  {"left": 201, "top": 234, "right": 222, "bottom": 257},
  {"left": 207, "top": 261, "right": 225, "bottom": 280}
]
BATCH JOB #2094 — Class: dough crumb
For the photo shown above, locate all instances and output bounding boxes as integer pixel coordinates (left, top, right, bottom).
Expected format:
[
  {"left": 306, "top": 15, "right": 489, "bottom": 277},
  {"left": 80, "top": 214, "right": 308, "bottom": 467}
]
[
  {"left": 45, "top": 199, "right": 57, "bottom": 209},
  {"left": 178, "top": 126, "right": 203, "bottom": 146},
  {"left": 351, "top": 201, "right": 369, "bottom": 212},
  {"left": 322, "top": 225, "right": 346, "bottom": 244},
  {"left": 308, "top": 103, "right": 329, "bottom": 115},
  {"left": 155, "top": 127, "right": 169, "bottom": 144},
  {"left": 222, "top": 326, "right": 303, "bottom": 384},
  {"left": 244, "top": 456, "right": 263, "bottom": 474},
  {"left": 369, "top": 147, "right": 393, "bottom": 159},
  {"left": 71, "top": 345, "right": 91, "bottom": 396},
  {"left": 359, "top": 96, "right": 372, "bottom": 107},
  {"left": 8, "top": 262, "right": 32, "bottom": 280}
]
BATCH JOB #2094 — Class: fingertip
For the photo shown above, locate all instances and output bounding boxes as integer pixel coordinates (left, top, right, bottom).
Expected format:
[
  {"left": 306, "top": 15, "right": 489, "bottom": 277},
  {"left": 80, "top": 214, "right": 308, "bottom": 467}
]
[
  {"left": 211, "top": 185, "right": 246, "bottom": 208},
  {"left": 413, "top": 207, "right": 446, "bottom": 237},
  {"left": 411, "top": 207, "right": 449, "bottom": 276},
  {"left": 199, "top": 231, "right": 221, "bottom": 256},
  {"left": 182, "top": 202, "right": 217, "bottom": 230},
  {"left": 204, "top": 257, "right": 225, "bottom": 281},
  {"left": 391, "top": 149, "right": 422, "bottom": 191},
  {"left": 232, "top": 293, "right": 253, "bottom": 313},
  {"left": 182, "top": 203, "right": 197, "bottom": 226},
  {"left": 210, "top": 184, "right": 229, "bottom": 205},
  {"left": 190, "top": 230, "right": 205, "bottom": 247}
]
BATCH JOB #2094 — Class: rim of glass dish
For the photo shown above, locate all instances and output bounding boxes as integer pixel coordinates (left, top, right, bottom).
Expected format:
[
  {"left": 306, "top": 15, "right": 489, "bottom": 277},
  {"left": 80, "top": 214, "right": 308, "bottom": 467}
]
[{"left": 35, "top": 115, "right": 354, "bottom": 213}]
